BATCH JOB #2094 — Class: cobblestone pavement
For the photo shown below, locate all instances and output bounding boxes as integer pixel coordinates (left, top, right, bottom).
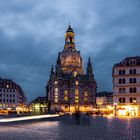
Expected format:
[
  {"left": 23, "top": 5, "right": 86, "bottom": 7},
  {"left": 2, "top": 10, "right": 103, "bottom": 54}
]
[{"left": 0, "top": 116, "right": 140, "bottom": 140}]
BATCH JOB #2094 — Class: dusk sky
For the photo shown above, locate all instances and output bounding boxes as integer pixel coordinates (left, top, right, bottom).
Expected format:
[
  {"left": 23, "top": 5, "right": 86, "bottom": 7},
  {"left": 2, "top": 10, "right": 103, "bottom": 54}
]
[{"left": 0, "top": 0, "right": 140, "bottom": 102}]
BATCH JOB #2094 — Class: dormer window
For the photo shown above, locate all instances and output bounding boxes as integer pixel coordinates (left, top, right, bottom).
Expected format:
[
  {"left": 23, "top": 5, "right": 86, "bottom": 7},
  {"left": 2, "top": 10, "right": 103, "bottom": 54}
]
[
  {"left": 121, "top": 61, "right": 126, "bottom": 66},
  {"left": 129, "top": 59, "right": 136, "bottom": 65}
]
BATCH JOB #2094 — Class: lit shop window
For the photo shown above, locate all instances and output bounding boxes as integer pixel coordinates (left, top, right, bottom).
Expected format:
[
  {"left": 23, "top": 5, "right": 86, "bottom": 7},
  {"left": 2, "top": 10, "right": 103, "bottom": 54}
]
[
  {"left": 75, "top": 81, "right": 78, "bottom": 85},
  {"left": 84, "top": 91, "right": 88, "bottom": 102},
  {"left": 75, "top": 89, "right": 79, "bottom": 103},
  {"left": 54, "top": 88, "right": 58, "bottom": 103},
  {"left": 54, "top": 81, "right": 58, "bottom": 85},
  {"left": 73, "top": 71, "right": 77, "bottom": 77},
  {"left": 130, "top": 97, "right": 136, "bottom": 103},
  {"left": 64, "top": 90, "right": 68, "bottom": 101}
]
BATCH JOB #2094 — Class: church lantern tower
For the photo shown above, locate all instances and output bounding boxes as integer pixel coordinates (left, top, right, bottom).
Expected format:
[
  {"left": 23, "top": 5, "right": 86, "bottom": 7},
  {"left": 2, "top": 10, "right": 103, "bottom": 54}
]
[
  {"left": 59, "top": 24, "right": 83, "bottom": 74},
  {"left": 64, "top": 24, "right": 75, "bottom": 50}
]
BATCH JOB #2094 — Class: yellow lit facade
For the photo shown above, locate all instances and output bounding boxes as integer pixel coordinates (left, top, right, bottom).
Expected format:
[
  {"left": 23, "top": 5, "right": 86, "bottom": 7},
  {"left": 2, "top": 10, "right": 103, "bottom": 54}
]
[
  {"left": 46, "top": 25, "right": 97, "bottom": 113},
  {"left": 113, "top": 56, "right": 140, "bottom": 116}
]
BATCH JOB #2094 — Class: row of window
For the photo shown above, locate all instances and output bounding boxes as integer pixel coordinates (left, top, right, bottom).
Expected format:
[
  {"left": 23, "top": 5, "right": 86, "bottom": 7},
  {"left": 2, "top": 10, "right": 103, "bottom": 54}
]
[
  {"left": 0, "top": 84, "right": 16, "bottom": 89},
  {"left": 0, "top": 99, "right": 15, "bottom": 102},
  {"left": 119, "top": 97, "right": 136, "bottom": 103},
  {"left": 0, "top": 94, "right": 15, "bottom": 97},
  {"left": 122, "top": 60, "right": 137, "bottom": 66},
  {"left": 119, "top": 69, "right": 137, "bottom": 75},
  {"left": 119, "top": 78, "right": 137, "bottom": 84},
  {"left": 0, "top": 89, "right": 16, "bottom": 92},
  {"left": 54, "top": 89, "right": 89, "bottom": 103},
  {"left": 0, "top": 104, "right": 16, "bottom": 107},
  {"left": 119, "top": 87, "right": 137, "bottom": 93}
]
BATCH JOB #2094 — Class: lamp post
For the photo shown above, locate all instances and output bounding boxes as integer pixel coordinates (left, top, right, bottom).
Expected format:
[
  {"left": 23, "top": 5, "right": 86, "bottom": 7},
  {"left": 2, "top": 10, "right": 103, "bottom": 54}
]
[{"left": 114, "top": 102, "right": 117, "bottom": 116}]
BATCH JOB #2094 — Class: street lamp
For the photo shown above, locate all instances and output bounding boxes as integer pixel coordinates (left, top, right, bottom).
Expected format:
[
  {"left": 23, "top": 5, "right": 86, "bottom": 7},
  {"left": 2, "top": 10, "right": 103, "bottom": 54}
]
[{"left": 114, "top": 102, "right": 118, "bottom": 116}]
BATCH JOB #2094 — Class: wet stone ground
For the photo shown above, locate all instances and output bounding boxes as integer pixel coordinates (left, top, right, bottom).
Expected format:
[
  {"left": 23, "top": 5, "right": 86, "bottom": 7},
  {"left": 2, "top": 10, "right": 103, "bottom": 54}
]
[{"left": 0, "top": 115, "right": 140, "bottom": 140}]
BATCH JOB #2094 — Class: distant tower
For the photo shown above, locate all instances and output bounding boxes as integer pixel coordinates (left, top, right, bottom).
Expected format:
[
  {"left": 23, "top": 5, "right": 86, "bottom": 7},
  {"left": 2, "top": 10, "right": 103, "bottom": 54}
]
[
  {"left": 55, "top": 53, "right": 62, "bottom": 76},
  {"left": 49, "top": 65, "right": 54, "bottom": 80},
  {"left": 86, "top": 57, "right": 94, "bottom": 80}
]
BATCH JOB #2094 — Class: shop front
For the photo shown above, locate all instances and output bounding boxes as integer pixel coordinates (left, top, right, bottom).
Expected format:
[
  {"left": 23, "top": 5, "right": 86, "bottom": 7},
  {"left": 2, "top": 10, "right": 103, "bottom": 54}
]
[{"left": 117, "top": 105, "right": 138, "bottom": 116}]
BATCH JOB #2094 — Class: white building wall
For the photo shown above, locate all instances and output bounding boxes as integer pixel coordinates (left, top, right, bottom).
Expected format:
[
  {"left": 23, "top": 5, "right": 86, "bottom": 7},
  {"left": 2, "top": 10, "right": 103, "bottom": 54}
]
[{"left": 113, "top": 65, "right": 140, "bottom": 104}]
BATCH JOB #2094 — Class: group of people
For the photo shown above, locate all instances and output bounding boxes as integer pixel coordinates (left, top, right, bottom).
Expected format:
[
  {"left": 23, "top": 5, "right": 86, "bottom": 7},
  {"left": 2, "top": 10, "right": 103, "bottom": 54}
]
[{"left": 72, "top": 111, "right": 91, "bottom": 125}]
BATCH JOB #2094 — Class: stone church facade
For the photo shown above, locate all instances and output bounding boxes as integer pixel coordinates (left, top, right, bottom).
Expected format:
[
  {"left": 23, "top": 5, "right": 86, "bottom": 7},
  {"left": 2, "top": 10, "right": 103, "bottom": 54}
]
[{"left": 46, "top": 25, "right": 97, "bottom": 112}]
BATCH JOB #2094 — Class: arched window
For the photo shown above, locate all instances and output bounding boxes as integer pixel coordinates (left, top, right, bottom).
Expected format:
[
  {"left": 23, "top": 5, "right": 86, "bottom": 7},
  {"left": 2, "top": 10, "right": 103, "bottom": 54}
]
[
  {"left": 123, "top": 79, "right": 125, "bottom": 84},
  {"left": 129, "top": 69, "right": 132, "bottom": 74},
  {"left": 119, "top": 88, "right": 122, "bottom": 93},
  {"left": 133, "top": 87, "right": 136, "bottom": 93},
  {"left": 123, "top": 98, "right": 125, "bottom": 103},
  {"left": 119, "top": 79, "right": 121, "bottom": 84},
  {"left": 129, "top": 78, "right": 132, "bottom": 83},
  {"left": 129, "top": 60, "right": 136, "bottom": 65},
  {"left": 129, "top": 87, "right": 137, "bottom": 93},
  {"left": 123, "top": 70, "right": 125, "bottom": 74},
  {"left": 130, "top": 97, "right": 132, "bottom": 103},
  {"left": 119, "top": 70, "right": 126, "bottom": 75},
  {"left": 130, "top": 88, "right": 132, "bottom": 93},
  {"left": 119, "top": 70, "right": 122, "bottom": 75},
  {"left": 123, "top": 88, "right": 125, "bottom": 93},
  {"left": 133, "top": 69, "right": 136, "bottom": 74},
  {"left": 130, "top": 97, "right": 136, "bottom": 103},
  {"left": 119, "top": 98, "right": 121, "bottom": 103},
  {"left": 119, "top": 97, "right": 126, "bottom": 103},
  {"left": 133, "top": 78, "right": 136, "bottom": 83}
]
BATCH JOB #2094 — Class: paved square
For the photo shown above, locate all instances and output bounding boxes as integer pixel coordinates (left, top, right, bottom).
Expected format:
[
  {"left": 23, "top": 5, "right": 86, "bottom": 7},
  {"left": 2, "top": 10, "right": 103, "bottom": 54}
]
[{"left": 0, "top": 116, "right": 140, "bottom": 140}]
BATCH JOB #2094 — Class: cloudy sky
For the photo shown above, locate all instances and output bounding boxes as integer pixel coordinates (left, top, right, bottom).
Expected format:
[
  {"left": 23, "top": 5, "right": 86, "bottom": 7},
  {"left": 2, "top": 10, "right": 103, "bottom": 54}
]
[{"left": 0, "top": 0, "right": 140, "bottom": 102}]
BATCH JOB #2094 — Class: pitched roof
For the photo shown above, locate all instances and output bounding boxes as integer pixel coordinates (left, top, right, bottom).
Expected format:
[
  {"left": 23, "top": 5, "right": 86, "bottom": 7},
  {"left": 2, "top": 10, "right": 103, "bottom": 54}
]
[{"left": 114, "top": 56, "right": 140, "bottom": 67}]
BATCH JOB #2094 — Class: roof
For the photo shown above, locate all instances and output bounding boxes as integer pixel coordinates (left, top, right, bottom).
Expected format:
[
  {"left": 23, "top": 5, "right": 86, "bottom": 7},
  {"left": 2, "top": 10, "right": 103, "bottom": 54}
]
[
  {"left": 97, "top": 92, "right": 113, "bottom": 97},
  {"left": 31, "top": 96, "right": 47, "bottom": 103},
  {"left": 114, "top": 56, "right": 140, "bottom": 67},
  {"left": 66, "top": 25, "right": 74, "bottom": 33},
  {"left": 0, "top": 77, "right": 26, "bottom": 100}
]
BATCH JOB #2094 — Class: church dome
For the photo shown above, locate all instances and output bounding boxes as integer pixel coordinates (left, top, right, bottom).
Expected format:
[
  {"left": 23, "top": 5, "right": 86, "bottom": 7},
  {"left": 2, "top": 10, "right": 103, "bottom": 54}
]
[
  {"left": 57, "top": 25, "right": 83, "bottom": 74},
  {"left": 59, "top": 48, "right": 83, "bottom": 74}
]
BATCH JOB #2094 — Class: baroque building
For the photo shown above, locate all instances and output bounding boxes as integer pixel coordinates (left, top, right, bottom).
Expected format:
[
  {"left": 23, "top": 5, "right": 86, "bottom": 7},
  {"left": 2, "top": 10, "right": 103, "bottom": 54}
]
[
  {"left": 113, "top": 56, "right": 140, "bottom": 116},
  {"left": 46, "top": 25, "right": 97, "bottom": 112}
]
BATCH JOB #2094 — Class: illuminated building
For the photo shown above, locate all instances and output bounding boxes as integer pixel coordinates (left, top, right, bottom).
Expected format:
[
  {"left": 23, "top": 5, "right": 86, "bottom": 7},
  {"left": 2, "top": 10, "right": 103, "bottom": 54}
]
[
  {"left": 96, "top": 92, "right": 113, "bottom": 106},
  {"left": 46, "top": 25, "right": 97, "bottom": 112},
  {"left": 113, "top": 56, "right": 140, "bottom": 116},
  {"left": 96, "top": 92, "right": 113, "bottom": 115},
  {"left": 31, "top": 97, "right": 48, "bottom": 115},
  {"left": 0, "top": 78, "right": 26, "bottom": 112}
]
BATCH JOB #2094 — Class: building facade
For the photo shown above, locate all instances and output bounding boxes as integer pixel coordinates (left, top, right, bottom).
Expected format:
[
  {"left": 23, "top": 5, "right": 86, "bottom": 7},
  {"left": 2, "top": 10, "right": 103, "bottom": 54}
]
[
  {"left": 46, "top": 25, "right": 97, "bottom": 113},
  {"left": 96, "top": 92, "right": 113, "bottom": 106},
  {"left": 0, "top": 78, "right": 26, "bottom": 112},
  {"left": 113, "top": 56, "right": 140, "bottom": 116},
  {"left": 96, "top": 92, "right": 113, "bottom": 115},
  {"left": 30, "top": 97, "right": 48, "bottom": 115}
]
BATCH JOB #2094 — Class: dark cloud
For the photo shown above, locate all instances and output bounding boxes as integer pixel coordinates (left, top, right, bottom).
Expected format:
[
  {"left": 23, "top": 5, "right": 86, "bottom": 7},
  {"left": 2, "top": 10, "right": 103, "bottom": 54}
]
[{"left": 0, "top": 0, "right": 140, "bottom": 102}]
